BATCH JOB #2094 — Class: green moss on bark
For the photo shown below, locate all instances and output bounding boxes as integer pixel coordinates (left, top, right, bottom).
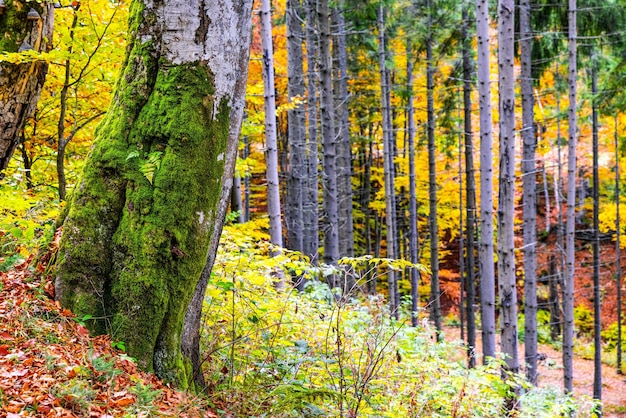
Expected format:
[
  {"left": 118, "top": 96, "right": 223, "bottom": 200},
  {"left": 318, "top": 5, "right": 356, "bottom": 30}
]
[{"left": 55, "top": 2, "right": 233, "bottom": 388}]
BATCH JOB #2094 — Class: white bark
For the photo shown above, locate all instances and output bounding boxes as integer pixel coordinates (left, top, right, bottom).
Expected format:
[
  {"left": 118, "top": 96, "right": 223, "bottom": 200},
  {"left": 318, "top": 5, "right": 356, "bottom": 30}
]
[
  {"left": 476, "top": 0, "right": 496, "bottom": 362},
  {"left": 260, "top": 0, "right": 285, "bottom": 289}
]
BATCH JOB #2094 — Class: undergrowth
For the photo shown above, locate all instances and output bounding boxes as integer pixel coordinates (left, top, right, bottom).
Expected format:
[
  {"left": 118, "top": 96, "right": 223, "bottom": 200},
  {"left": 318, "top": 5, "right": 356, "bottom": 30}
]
[{"left": 200, "top": 218, "right": 594, "bottom": 417}]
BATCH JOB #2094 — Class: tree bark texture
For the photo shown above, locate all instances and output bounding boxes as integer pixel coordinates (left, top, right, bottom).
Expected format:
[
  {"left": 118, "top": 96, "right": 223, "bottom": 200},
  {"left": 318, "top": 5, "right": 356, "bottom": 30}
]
[
  {"left": 476, "top": 0, "right": 496, "bottom": 362},
  {"left": 333, "top": 4, "right": 354, "bottom": 259},
  {"left": 520, "top": 0, "right": 538, "bottom": 385},
  {"left": 564, "top": 0, "right": 577, "bottom": 393},
  {"left": 378, "top": 3, "right": 397, "bottom": 317},
  {"left": 304, "top": 0, "right": 320, "bottom": 264},
  {"left": 319, "top": 0, "right": 340, "bottom": 278},
  {"left": 497, "top": 0, "right": 519, "bottom": 375},
  {"left": 286, "top": 0, "right": 306, "bottom": 254},
  {"left": 407, "top": 39, "right": 419, "bottom": 327},
  {"left": 260, "top": 0, "right": 285, "bottom": 288},
  {"left": 0, "top": 1, "right": 54, "bottom": 175},
  {"left": 55, "top": 0, "right": 253, "bottom": 389},
  {"left": 462, "top": 5, "right": 476, "bottom": 368}
]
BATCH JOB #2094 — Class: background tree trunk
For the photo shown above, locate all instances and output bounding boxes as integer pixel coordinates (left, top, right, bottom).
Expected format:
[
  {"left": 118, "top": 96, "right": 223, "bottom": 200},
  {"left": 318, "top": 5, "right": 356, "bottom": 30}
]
[
  {"left": 378, "top": 2, "right": 397, "bottom": 317},
  {"left": 476, "top": 0, "right": 496, "bottom": 362},
  {"left": 304, "top": 0, "right": 320, "bottom": 264},
  {"left": 564, "top": 0, "right": 577, "bottom": 394},
  {"left": 497, "top": 0, "right": 519, "bottom": 375},
  {"left": 55, "top": 0, "right": 253, "bottom": 390},
  {"left": 520, "top": 0, "right": 538, "bottom": 385},
  {"left": 616, "top": 113, "right": 623, "bottom": 375},
  {"left": 286, "top": 0, "right": 306, "bottom": 255},
  {"left": 260, "top": 0, "right": 285, "bottom": 290},
  {"left": 319, "top": 0, "right": 340, "bottom": 283},
  {"left": 0, "top": 2, "right": 54, "bottom": 175}
]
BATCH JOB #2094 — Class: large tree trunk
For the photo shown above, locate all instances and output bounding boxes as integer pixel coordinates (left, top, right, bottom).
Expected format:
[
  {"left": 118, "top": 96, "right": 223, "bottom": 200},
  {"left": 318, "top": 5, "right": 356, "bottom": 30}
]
[
  {"left": 476, "top": 0, "right": 496, "bottom": 362},
  {"left": 564, "top": 0, "right": 577, "bottom": 394},
  {"left": 260, "top": 0, "right": 285, "bottom": 289},
  {"left": 520, "top": 0, "right": 538, "bottom": 385},
  {"left": 497, "top": 0, "right": 520, "bottom": 375},
  {"left": 55, "top": 0, "right": 253, "bottom": 390},
  {"left": 286, "top": 0, "right": 306, "bottom": 255},
  {"left": 0, "top": 2, "right": 54, "bottom": 175}
]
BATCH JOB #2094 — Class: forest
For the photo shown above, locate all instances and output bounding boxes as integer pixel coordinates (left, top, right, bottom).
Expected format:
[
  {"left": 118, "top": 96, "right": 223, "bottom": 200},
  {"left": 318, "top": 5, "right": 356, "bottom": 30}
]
[{"left": 1, "top": 0, "right": 626, "bottom": 416}]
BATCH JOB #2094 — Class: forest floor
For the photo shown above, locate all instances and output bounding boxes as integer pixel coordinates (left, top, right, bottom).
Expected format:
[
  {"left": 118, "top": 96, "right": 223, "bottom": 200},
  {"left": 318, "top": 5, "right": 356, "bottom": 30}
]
[{"left": 444, "top": 327, "right": 626, "bottom": 417}]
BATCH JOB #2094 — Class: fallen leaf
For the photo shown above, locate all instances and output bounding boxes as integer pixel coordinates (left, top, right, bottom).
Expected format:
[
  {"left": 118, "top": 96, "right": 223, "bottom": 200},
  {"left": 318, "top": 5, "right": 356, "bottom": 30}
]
[
  {"left": 0, "top": 331, "right": 15, "bottom": 341},
  {"left": 0, "top": 344, "right": 9, "bottom": 356},
  {"left": 113, "top": 395, "right": 135, "bottom": 407},
  {"left": 76, "top": 324, "right": 90, "bottom": 338}
]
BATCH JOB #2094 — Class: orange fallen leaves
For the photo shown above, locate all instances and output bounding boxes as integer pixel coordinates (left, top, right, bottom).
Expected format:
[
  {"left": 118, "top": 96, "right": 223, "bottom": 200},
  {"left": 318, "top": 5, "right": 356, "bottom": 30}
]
[{"left": 0, "top": 251, "right": 215, "bottom": 417}]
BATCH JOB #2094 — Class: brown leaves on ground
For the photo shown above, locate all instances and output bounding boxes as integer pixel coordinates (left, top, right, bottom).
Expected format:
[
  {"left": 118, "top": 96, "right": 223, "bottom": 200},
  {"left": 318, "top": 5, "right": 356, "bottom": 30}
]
[{"left": 0, "top": 255, "right": 217, "bottom": 417}]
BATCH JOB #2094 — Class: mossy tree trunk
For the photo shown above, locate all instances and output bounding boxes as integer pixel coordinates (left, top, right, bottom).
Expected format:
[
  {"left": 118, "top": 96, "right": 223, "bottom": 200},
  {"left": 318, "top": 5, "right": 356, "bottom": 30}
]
[
  {"left": 55, "top": 0, "right": 253, "bottom": 389},
  {"left": 0, "top": 1, "right": 53, "bottom": 174}
]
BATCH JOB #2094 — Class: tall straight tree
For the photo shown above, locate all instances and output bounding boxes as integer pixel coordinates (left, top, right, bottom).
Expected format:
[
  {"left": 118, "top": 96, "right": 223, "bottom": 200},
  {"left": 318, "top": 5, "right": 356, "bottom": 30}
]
[
  {"left": 407, "top": 38, "right": 420, "bottom": 327},
  {"left": 304, "top": 0, "right": 320, "bottom": 264},
  {"left": 564, "top": 0, "right": 577, "bottom": 394},
  {"left": 286, "top": 0, "right": 306, "bottom": 255},
  {"left": 497, "top": 0, "right": 519, "bottom": 374},
  {"left": 616, "top": 114, "right": 623, "bottom": 375},
  {"left": 55, "top": 0, "right": 253, "bottom": 388},
  {"left": 476, "top": 0, "right": 496, "bottom": 362},
  {"left": 0, "top": 2, "right": 53, "bottom": 174},
  {"left": 378, "top": 2, "right": 398, "bottom": 316},
  {"left": 520, "top": 0, "right": 538, "bottom": 385},
  {"left": 333, "top": 3, "right": 355, "bottom": 260},
  {"left": 426, "top": 0, "right": 442, "bottom": 336},
  {"left": 590, "top": 49, "right": 602, "bottom": 406},
  {"left": 319, "top": 0, "right": 340, "bottom": 281},
  {"left": 462, "top": 4, "right": 477, "bottom": 367},
  {"left": 260, "top": 0, "right": 285, "bottom": 289}
]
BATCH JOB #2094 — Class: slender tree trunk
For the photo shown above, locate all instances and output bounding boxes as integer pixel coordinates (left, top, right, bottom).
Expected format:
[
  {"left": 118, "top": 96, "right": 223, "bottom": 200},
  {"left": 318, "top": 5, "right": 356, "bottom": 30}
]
[
  {"left": 426, "top": 0, "right": 441, "bottom": 336},
  {"left": 564, "top": 0, "right": 577, "bottom": 394},
  {"left": 520, "top": 0, "right": 537, "bottom": 385},
  {"left": 230, "top": 175, "right": 243, "bottom": 224},
  {"left": 286, "top": 0, "right": 306, "bottom": 255},
  {"left": 462, "top": 5, "right": 476, "bottom": 368},
  {"left": 616, "top": 113, "right": 623, "bottom": 375},
  {"left": 260, "top": 0, "right": 285, "bottom": 290},
  {"left": 333, "top": 4, "right": 354, "bottom": 260},
  {"left": 243, "top": 136, "right": 252, "bottom": 223},
  {"left": 497, "top": 0, "right": 519, "bottom": 375},
  {"left": 378, "top": 2, "right": 397, "bottom": 317},
  {"left": 0, "top": 3, "right": 54, "bottom": 175},
  {"left": 591, "top": 49, "right": 602, "bottom": 407},
  {"left": 304, "top": 0, "right": 320, "bottom": 264},
  {"left": 407, "top": 40, "right": 420, "bottom": 327},
  {"left": 476, "top": 0, "right": 497, "bottom": 362},
  {"left": 555, "top": 63, "right": 564, "bottom": 342},
  {"left": 319, "top": 0, "right": 339, "bottom": 283},
  {"left": 56, "top": 0, "right": 253, "bottom": 390}
]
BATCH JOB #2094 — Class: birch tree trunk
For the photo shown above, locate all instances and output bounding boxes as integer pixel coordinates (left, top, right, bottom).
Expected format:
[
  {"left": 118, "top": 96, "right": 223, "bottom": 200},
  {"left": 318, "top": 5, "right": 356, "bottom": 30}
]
[
  {"left": 55, "top": 0, "right": 253, "bottom": 389},
  {"left": 520, "top": 0, "right": 538, "bottom": 385},
  {"left": 0, "top": 2, "right": 54, "bottom": 174},
  {"left": 286, "top": 0, "right": 306, "bottom": 255},
  {"left": 319, "top": 0, "right": 340, "bottom": 281},
  {"left": 476, "top": 0, "right": 497, "bottom": 362},
  {"left": 497, "top": 0, "right": 519, "bottom": 374},
  {"left": 260, "top": 0, "right": 285, "bottom": 289},
  {"left": 304, "top": 0, "right": 320, "bottom": 264},
  {"left": 378, "top": 2, "right": 397, "bottom": 316},
  {"left": 564, "top": 0, "right": 577, "bottom": 393}
]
